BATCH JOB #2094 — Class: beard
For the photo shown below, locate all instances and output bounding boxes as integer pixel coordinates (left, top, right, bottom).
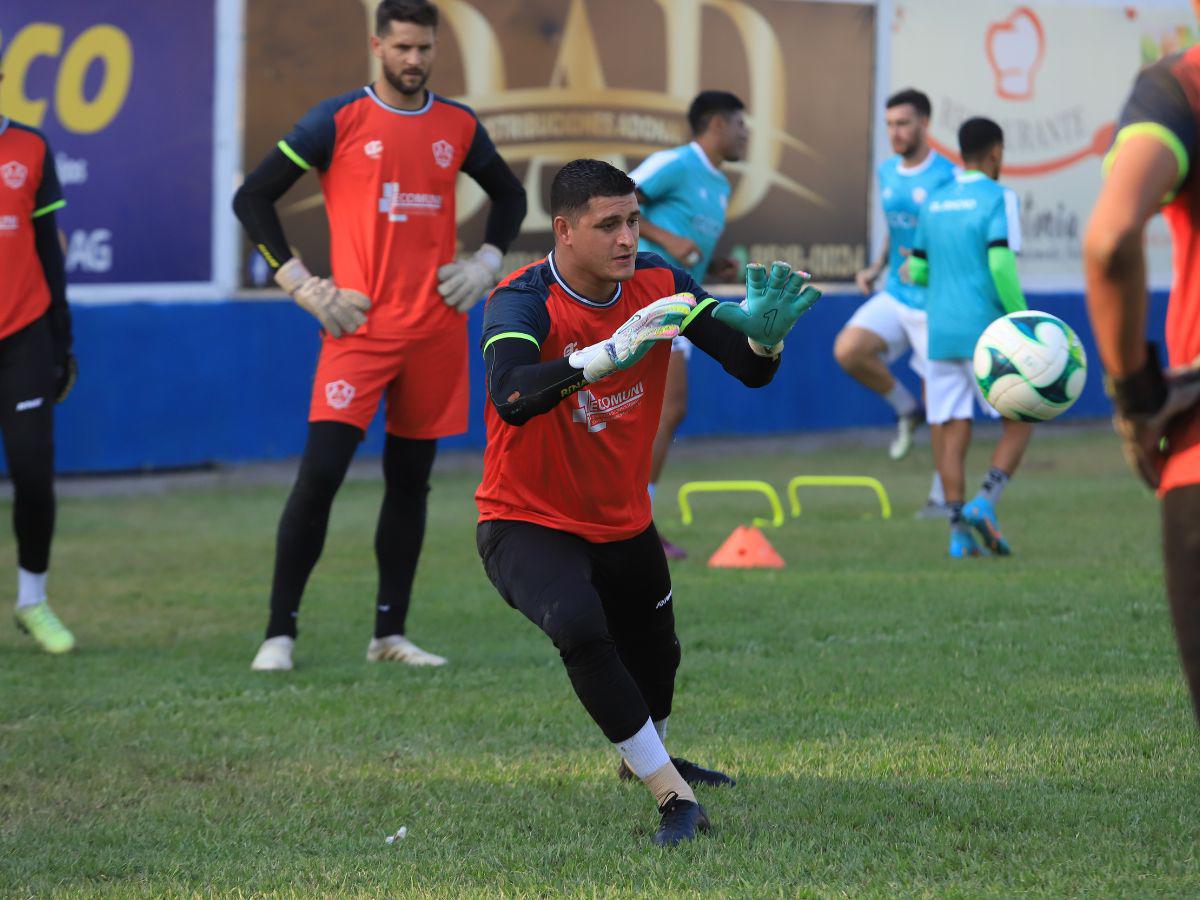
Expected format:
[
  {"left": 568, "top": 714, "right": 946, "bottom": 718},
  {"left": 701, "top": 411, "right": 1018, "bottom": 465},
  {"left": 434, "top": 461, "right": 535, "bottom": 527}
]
[{"left": 384, "top": 65, "right": 429, "bottom": 97}]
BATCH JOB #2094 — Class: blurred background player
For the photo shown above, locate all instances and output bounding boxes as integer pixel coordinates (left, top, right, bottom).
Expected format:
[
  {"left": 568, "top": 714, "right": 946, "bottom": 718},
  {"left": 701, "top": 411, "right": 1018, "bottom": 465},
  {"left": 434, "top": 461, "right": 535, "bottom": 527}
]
[
  {"left": 1084, "top": 15, "right": 1200, "bottom": 724},
  {"left": 907, "top": 118, "right": 1029, "bottom": 558},
  {"left": 475, "top": 159, "right": 820, "bottom": 847},
  {"left": 836, "top": 89, "right": 957, "bottom": 517},
  {"left": 0, "top": 72, "right": 78, "bottom": 654},
  {"left": 629, "top": 91, "right": 747, "bottom": 559},
  {"left": 233, "top": 0, "right": 526, "bottom": 671}
]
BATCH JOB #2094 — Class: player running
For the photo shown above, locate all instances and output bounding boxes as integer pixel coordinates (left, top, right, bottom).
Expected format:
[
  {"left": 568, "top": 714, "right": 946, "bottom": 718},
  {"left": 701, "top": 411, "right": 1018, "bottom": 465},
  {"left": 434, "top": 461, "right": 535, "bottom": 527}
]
[
  {"left": 0, "top": 74, "right": 78, "bottom": 655},
  {"left": 475, "top": 159, "right": 821, "bottom": 847},
  {"left": 835, "top": 89, "right": 958, "bottom": 515},
  {"left": 1084, "top": 24, "right": 1200, "bottom": 724},
  {"left": 233, "top": 0, "right": 526, "bottom": 671},
  {"left": 907, "top": 118, "right": 1030, "bottom": 558},
  {"left": 629, "top": 90, "right": 747, "bottom": 559}
]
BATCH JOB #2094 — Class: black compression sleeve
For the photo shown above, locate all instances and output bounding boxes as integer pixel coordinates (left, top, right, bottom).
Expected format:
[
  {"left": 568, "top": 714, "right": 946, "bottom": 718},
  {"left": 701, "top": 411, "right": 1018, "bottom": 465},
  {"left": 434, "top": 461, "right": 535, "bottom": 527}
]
[
  {"left": 469, "top": 153, "right": 527, "bottom": 253},
  {"left": 33, "top": 211, "right": 70, "bottom": 357},
  {"left": 232, "top": 147, "right": 306, "bottom": 270},
  {"left": 485, "top": 338, "right": 587, "bottom": 426},
  {"left": 683, "top": 302, "right": 780, "bottom": 388}
]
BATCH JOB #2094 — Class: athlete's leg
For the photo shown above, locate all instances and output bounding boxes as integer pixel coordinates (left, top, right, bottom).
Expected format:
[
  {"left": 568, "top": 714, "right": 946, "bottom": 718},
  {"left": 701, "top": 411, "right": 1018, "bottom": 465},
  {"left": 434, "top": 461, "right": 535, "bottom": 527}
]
[
  {"left": 264, "top": 421, "right": 362, "bottom": 639},
  {"left": 1163, "top": 483, "right": 1200, "bottom": 725},
  {"left": 934, "top": 419, "right": 971, "bottom": 505},
  {"left": 989, "top": 419, "right": 1034, "bottom": 476},
  {"left": 834, "top": 325, "right": 899, "bottom": 395}
]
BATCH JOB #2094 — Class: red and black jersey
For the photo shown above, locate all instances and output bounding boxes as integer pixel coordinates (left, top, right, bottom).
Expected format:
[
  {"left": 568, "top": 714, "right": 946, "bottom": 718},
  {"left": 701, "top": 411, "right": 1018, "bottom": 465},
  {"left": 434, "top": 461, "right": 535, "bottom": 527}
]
[
  {"left": 1110, "top": 48, "right": 1200, "bottom": 491},
  {"left": 279, "top": 87, "right": 496, "bottom": 338},
  {"left": 0, "top": 118, "right": 65, "bottom": 341},
  {"left": 476, "top": 253, "right": 712, "bottom": 542}
]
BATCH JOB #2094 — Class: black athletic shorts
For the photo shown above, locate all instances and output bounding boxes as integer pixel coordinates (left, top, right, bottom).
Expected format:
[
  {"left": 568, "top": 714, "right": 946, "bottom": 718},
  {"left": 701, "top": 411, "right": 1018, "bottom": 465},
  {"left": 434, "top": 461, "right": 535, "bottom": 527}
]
[{"left": 0, "top": 315, "right": 55, "bottom": 431}]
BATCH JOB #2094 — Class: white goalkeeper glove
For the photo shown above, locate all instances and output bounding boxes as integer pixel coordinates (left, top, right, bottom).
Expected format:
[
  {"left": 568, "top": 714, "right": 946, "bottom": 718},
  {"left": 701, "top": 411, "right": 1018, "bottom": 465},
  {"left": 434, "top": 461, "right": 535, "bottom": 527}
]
[
  {"left": 274, "top": 257, "right": 370, "bottom": 338},
  {"left": 568, "top": 293, "right": 696, "bottom": 383},
  {"left": 437, "top": 244, "right": 503, "bottom": 312}
]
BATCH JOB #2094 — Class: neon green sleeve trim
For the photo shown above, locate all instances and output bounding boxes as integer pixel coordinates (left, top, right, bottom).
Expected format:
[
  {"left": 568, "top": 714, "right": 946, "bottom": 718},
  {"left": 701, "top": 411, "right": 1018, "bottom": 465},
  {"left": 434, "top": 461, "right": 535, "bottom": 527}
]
[
  {"left": 31, "top": 199, "right": 66, "bottom": 219},
  {"left": 908, "top": 256, "right": 929, "bottom": 287},
  {"left": 277, "top": 140, "right": 312, "bottom": 171},
  {"left": 482, "top": 331, "right": 540, "bottom": 355},
  {"left": 1103, "top": 122, "right": 1189, "bottom": 202},
  {"left": 987, "top": 246, "right": 1027, "bottom": 314},
  {"left": 680, "top": 296, "right": 718, "bottom": 332}
]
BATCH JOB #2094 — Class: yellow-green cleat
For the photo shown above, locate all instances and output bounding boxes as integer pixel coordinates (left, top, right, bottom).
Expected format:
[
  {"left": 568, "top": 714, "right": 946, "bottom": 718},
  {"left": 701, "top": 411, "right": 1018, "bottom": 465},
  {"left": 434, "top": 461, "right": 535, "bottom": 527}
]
[{"left": 15, "top": 601, "right": 76, "bottom": 654}]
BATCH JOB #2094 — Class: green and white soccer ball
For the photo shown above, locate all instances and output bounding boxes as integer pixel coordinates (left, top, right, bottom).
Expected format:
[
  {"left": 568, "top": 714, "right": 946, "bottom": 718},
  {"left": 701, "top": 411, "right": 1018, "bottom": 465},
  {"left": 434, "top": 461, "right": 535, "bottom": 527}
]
[{"left": 973, "top": 311, "right": 1088, "bottom": 422}]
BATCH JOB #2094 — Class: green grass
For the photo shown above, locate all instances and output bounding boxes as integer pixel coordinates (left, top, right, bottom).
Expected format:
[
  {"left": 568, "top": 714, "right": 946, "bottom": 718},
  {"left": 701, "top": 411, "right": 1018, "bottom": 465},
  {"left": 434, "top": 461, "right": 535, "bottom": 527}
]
[{"left": 2, "top": 427, "right": 1197, "bottom": 896}]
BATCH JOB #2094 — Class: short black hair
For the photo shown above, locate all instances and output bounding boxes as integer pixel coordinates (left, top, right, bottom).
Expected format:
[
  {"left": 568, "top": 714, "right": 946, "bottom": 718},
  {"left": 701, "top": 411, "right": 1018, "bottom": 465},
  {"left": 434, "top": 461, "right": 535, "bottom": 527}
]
[
  {"left": 958, "top": 117, "right": 1004, "bottom": 161},
  {"left": 375, "top": 0, "right": 438, "bottom": 34},
  {"left": 687, "top": 91, "right": 744, "bottom": 136},
  {"left": 885, "top": 88, "right": 932, "bottom": 119},
  {"left": 550, "top": 159, "right": 637, "bottom": 219}
]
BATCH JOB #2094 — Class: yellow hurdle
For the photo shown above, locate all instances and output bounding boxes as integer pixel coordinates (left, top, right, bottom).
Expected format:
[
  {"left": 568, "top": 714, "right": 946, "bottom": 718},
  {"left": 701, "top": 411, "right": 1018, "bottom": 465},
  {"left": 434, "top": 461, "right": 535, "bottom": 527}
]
[
  {"left": 677, "top": 480, "right": 785, "bottom": 529},
  {"left": 786, "top": 475, "right": 891, "bottom": 519}
]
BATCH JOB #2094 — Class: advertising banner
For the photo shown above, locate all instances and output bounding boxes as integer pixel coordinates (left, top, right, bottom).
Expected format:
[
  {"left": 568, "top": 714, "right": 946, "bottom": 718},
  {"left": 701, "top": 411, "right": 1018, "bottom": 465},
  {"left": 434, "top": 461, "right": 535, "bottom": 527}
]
[
  {"left": 891, "top": 1, "right": 1194, "bottom": 290},
  {"left": 243, "top": 0, "right": 875, "bottom": 286},
  {"left": 0, "top": 2, "right": 217, "bottom": 287}
]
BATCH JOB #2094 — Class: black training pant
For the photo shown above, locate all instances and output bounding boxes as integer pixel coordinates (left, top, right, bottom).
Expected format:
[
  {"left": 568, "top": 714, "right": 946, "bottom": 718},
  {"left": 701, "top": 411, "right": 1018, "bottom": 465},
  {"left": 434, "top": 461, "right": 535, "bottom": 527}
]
[
  {"left": 1163, "top": 483, "right": 1200, "bottom": 725},
  {"left": 476, "top": 519, "right": 680, "bottom": 743}
]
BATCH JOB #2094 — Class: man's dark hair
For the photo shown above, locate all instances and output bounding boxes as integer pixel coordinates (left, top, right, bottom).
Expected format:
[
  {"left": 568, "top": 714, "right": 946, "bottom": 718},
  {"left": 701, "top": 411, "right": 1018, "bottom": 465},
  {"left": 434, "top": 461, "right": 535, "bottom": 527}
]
[
  {"left": 885, "top": 88, "right": 932, "bottom": 119},
  {"left": 958, "top": 117, "right": 1004, "bottom": 160},
  {"left": 687, "top": 90, "right": 745, "bottom": 136},
  {"left": 376, "top": 0, "right": 438, "bottom": 34},
  {"left": 550, "top": 159, "right": 636, "bottom": 219}
]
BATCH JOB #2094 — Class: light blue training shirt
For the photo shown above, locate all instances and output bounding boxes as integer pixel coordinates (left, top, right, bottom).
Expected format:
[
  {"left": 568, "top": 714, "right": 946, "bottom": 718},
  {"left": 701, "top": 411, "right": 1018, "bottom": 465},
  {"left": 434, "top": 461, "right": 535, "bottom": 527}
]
[{"left": 877, "top": 150, "right": 958, "bottom": 309}]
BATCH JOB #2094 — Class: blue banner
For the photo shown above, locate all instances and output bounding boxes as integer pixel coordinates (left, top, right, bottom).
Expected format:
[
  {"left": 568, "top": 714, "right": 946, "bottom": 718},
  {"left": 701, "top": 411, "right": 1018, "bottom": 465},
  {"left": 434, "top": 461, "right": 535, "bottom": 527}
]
[{"left": 0, "top": 2, "right": 215, "bottom": 284}]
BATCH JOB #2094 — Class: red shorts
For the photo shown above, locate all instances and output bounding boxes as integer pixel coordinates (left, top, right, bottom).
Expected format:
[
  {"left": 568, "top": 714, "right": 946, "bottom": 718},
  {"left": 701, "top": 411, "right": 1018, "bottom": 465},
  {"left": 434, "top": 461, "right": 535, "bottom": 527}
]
[{"left": 309, "top": 329, "right": 469, "bottom": 438}]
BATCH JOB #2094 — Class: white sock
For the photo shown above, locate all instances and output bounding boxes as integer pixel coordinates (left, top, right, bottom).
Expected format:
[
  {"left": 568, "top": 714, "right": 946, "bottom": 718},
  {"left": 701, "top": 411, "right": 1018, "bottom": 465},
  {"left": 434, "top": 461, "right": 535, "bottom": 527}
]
[
  {"left": 615, "top": 717, "right": 671, "bottom": 779},
  {"left": 884, "top": 382, "right": 917, "bottom": 416},
  {"left": 17, "top": 568, "right": 47, "bottom": 610},
  {"left": 929, "top": 471, "right": 945, "bottom": 505},
  {"left": 653, "top": 717, "right": 668, "bottom": 742}
]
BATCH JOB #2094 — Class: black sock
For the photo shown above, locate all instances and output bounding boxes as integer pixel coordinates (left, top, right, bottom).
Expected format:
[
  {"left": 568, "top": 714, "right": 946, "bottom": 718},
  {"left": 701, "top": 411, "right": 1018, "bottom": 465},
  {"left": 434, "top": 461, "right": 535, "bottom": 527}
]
[
  {"left": 373, "top": 436, "right": 437, "bottom": 638},
  {"left": 265, "top": 422, "right": 361, "bottom": 639}
]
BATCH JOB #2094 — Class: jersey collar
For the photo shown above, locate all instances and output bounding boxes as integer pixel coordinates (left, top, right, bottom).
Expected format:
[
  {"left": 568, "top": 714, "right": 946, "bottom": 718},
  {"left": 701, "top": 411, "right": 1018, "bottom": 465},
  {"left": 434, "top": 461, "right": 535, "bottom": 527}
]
[
  {"left": 363, "top": 85, "right": 434, "bottom": 116},
  {"left": 689, "top": 141, "right": 722, "bottom": 176},
  {"left": 896, "top": 149, "right": 939, "bottom": 176},
  {"left": 956, "top": 170, "right": 988, "bottom": 183},
  {"left": 0, "top": 118, "right": 9, "bottom": 138},
  {"left": 547, "top": 251, "right": 623, "bottom": 308}
]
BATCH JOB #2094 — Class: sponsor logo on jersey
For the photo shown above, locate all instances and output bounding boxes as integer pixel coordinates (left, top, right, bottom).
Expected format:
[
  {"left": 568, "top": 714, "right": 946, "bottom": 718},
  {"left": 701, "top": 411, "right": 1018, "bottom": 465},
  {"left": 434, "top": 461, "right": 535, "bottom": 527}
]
[
  {"left": 432, "top": 139, "right": 454, "bottom": 168},
  {"left": 325, "top": 379, "right": 356, "bottom": 410},
  {"left": 571, "top": 382, "right": 644, "bottom": 432},
  {"left": 0, "top": 215, "right": 18, "bottom": 232},
  {"left": 378, "top": 182, "right": 443, "bottom": 222},
  {"left": 15, "top": 397, "right": 44, "bottom": 412},
  {"left": 1, "top": 160, "right": 28, "bottom": 190},
  {"left": 929, "top": 198, "right": 978, "bottom": 213},
  {"left": 364, "top": 140, "right": 384, "bottom": 159}
]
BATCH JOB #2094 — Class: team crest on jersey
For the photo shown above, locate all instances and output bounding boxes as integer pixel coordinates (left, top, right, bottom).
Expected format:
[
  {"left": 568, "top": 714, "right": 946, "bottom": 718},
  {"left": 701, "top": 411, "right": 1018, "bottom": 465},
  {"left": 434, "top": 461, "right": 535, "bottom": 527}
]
[
  {"left": 432, "top": 140, "right": 454, "bottom": 169},
  {"left": 1, "top": 161, "right": 28, "bottom": 190},
  {"left": 571, "top": 382, "right": 645, "bottom": 433},
  {"left": 912, "top": 186, "right": 928, "bottom": 204},
  {"left": 364, "top": 140, "right": 384, "bottom": 160},
  {"left": 325, "top": 379, "right": 356, "bottom": 410}
]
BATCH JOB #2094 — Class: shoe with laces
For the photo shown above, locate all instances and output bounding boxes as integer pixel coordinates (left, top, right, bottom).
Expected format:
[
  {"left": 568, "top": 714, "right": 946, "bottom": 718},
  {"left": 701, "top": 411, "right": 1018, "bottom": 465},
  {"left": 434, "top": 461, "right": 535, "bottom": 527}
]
[
  {"left": 889, "top": 406, "right": 924, "bottom": 460},
  {"left": 366, "top": 634, "right": 447, "bottom": 666},
  {"left": 251, "top": 635, "right": 295, "bottom": 671},
  {"left": 651, "top": 793, "right": 710, "bottom": 847},
  {"left": 14, "top": 601, "right": 75, "bottom": 654},
  {"left": 949, "top": 529, "right": 985, "bottom": 559},
  {"left": 618, "top": 756, "right": 736, "bottom": 787},
  {"left": 962, "top": 495, "right": 1011, "bottom": 556}
]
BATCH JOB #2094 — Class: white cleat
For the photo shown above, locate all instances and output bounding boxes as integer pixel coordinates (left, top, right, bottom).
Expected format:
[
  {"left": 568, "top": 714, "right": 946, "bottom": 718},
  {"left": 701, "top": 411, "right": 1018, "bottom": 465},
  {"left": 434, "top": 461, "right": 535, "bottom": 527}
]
[
  {"left": 888, "top": 411, "right": 921, "bottom": 460},
  {"left": 251, "top": 635, "right": 295, "bottom": 671},
  {"left": 366, "top": 635, "right": 447, "bottom": 667}
]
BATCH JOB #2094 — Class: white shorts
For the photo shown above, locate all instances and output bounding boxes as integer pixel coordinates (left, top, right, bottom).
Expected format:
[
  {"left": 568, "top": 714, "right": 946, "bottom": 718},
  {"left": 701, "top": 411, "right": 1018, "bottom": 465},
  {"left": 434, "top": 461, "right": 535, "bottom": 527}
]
[
  {"left": 671, "top": 336, "right": 692, "bottom": 360},
  {"left": 846, "top": 292, "right": 928, "bottom": 377},
  {"left": 925, "top": 358, "right": 1001, "bottom": 425}
]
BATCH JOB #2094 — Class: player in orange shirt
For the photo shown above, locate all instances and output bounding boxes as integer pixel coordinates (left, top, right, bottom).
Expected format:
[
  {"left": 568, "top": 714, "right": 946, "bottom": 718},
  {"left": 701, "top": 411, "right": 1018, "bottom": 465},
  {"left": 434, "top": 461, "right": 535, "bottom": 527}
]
[
  {"left": 0, "top": 72, "right": 78, "bottom": 655},
  {"left": 477, "top": 159, "right": 822, "bottom": 846},
  {"left": 233, "top": 0, "right": 526, "bottom": 671},
  {"left": 1084, "top": 18, "right": 1200, "bottom": 725}
]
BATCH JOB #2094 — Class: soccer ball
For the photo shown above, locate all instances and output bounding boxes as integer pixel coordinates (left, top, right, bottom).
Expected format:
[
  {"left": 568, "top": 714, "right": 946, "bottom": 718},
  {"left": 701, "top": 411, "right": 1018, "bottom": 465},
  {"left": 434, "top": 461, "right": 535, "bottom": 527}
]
[{"left": 973, "top": 311, "right": 1088, "bottom": 422}]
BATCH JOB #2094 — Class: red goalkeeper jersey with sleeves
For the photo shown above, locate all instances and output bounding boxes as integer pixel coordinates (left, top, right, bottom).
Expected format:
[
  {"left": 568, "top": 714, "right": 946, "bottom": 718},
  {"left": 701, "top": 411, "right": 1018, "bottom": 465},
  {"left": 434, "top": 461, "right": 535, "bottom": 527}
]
[
  {"left": 476, "top": 253, "right": 710, "bottom": 542},
  {"left": 1110, "top": 47, "right": 1200, "bottom": 491},
  {"left": 0, "top": 118, "right": 65, "bottom": 341},
  {"left": 279, "top": 87, "right": 496, "bottom": 338}
]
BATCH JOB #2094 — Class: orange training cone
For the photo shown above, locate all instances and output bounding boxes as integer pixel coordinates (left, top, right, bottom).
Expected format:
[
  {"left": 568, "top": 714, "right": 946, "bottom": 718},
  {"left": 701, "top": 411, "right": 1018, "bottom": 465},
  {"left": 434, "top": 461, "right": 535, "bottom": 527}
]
[{"left": 707, "top": 525, "right": 785, "bottom": 569}]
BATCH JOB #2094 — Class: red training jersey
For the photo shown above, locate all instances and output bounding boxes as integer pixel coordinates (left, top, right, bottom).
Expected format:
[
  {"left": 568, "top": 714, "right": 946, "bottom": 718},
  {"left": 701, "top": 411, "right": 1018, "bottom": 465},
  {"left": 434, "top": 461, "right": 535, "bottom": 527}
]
[
  {"left": 0, "top": 117, "right": 65, "bottom": 340},
  {"left": 279, "top": 87, "right": 496, "bottom": 338},
  {"left": 476, "top": 253, "right": 709, "bottom": 542}
]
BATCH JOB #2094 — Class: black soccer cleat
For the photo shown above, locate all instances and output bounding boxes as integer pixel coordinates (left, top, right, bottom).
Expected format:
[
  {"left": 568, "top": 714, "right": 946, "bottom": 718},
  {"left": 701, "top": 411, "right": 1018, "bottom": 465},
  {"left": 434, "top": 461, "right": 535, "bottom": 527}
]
[
  {"left": 618, "top": 756, "right": 736, "bottom": 787},
  {"left": 651, "top": 794, "right": 710, "bottom": 847}
]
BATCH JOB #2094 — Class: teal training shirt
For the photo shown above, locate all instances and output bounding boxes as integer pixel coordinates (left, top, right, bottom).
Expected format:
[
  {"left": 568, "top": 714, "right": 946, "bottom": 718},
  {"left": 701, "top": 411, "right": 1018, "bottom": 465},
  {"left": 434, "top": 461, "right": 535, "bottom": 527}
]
[
  {"left": 878, "top": 151, "right": 958, "bottom": 309},
  {"left": 914, "top": 171, "right": 1022, "bottom": 360},
  {"left": 629, "top": 142, "right": 730, "bottom": 284}
]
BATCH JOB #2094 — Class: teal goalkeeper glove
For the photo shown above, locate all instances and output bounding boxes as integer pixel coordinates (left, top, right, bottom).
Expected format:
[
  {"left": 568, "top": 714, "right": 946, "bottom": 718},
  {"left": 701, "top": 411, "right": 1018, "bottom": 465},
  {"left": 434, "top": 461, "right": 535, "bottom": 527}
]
[
  {"left": 569, "top": 293, "right": 696, "bottom": 382},
  {"left": 712, "top": 260, "right": 821, "bottom": 350}
]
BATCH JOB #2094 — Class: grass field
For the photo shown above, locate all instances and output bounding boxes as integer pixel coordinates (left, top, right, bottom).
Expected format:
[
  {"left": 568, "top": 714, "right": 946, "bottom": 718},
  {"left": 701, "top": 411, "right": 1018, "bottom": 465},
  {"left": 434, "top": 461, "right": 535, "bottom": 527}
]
[{"left": 2, "top": 426, "right": 1197, "bottom": 896}]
